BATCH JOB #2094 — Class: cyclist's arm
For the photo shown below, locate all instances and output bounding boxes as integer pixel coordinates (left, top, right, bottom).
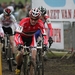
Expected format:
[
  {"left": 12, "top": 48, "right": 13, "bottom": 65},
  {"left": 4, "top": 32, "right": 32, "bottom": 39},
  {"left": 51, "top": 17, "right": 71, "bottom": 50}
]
[
  {"left": 11, "top": 15, "right": 20, "bottom": 29},
  {"left": 0, "top": 14, "right": 4, "bottom": 37},
  {"left": 39, "top": 21, "right": 48, "bottom": 45},
  {"left": 46, "top": 18, "right": 53, "bottom": 46},
  {"left": 44, "top": 14, "right": 53, "bottom": 37},
  {"left": 46, "top": 18, "right": 53, "bottom": 37}
]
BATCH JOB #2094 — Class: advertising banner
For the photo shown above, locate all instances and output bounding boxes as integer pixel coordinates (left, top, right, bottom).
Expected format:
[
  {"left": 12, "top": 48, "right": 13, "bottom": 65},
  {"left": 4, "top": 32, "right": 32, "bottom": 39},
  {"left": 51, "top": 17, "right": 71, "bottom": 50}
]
[
  {"left": 51, "top": 22, "right": 64, "bottom": 49},
  {"left": 32, "top": 0, "right": 75, "bottom": 21}
]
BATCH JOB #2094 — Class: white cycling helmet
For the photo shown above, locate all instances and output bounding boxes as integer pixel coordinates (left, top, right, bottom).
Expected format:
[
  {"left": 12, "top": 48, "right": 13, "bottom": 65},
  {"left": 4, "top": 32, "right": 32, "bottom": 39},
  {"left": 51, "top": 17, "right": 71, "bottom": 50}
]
[
  {"left": 7, "top": 6, "right": 14, "bottom": 13},
  {"left": 29, "top": 8, "right": 41, "bottom": 19},
  {"left": 3, "top": 8, "right": 12, "bottom": 16}
]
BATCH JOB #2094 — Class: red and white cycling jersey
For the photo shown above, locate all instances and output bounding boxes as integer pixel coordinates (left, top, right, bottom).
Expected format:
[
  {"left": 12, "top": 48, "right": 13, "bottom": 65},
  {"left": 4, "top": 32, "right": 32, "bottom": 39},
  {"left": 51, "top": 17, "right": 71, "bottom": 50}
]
[
  {"left": 19, "top": 18, "right": 46, "bottom": 36},
  {"left": 0, "top": 13, "right": 19, "bottom": 28},
  {"left": 15, "top": 17, "right": 48, "bottom": 46}
]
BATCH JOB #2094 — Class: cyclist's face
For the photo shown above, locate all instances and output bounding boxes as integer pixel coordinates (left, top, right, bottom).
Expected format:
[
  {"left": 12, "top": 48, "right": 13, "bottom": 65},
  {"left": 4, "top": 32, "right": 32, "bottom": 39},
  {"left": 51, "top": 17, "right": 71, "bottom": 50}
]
[
  {"left": 4, "top": 15, "right": 10, "bottom": 19},
  {"left": 40, "top": 15, "right": 44, "bottom": 20},
  {"left": 30, "top": 17, "right": 38, "bottom": 25}
]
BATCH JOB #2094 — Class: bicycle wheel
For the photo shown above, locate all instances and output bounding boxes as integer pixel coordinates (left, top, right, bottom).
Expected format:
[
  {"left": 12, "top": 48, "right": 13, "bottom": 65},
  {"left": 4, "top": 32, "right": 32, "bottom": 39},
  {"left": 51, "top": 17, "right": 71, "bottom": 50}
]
[
  {"left": 36, "top": 49, "right": 44, "bottom": 75},
  {"left": 23, "top": 54, "right": 28, "bottom": 75},
  {"left": 6, "top": 42, "right": 13, "bottom": 72},
  {"left": 41, "top": 52, "right": 44, "bottom": 75}
]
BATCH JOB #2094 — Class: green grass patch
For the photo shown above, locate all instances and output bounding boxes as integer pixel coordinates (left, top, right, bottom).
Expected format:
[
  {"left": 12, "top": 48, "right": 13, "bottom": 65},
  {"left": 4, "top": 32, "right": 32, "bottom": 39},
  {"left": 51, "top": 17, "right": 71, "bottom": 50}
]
[
  {"left": 46, "top": 51, "right": 71, "bottom": 58},
  {"left": 0, "top": 0, "right": 31, "bottom": 4}
]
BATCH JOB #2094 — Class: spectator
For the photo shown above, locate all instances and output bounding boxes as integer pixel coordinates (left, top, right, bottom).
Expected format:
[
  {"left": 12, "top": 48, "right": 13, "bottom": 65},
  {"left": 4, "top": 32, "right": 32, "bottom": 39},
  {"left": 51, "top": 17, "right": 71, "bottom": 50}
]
[
  {"left": 0, "top": 4, "right": 3, "bottom": 14},
  {"left": 1, "top": 2, "right": 8, "bottom": 9},
  {"left": 26, "top": 5, "right": 31, "bottom": 17},
  {"left": 9, "top": 1, "right": 17, "bottom": 12},
  {"left": 17, "top": 1, "right": 24, "bottom": 9},
  {"left": 16, "top": 5, "right": 28, "bottom": 21}
]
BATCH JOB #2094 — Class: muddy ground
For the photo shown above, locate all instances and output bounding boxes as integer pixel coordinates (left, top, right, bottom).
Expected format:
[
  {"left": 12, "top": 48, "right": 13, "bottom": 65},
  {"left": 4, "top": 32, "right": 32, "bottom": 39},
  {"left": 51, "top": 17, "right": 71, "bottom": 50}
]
[{"left": 2, "top": 56, "right": 75, "bottom": 75}]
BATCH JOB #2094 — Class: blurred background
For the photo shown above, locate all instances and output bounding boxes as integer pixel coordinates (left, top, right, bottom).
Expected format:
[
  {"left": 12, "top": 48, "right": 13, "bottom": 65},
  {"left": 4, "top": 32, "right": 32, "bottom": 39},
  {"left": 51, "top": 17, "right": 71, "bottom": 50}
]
[{"left": 0, "top": 0, "right": 31, "bottom": 21}]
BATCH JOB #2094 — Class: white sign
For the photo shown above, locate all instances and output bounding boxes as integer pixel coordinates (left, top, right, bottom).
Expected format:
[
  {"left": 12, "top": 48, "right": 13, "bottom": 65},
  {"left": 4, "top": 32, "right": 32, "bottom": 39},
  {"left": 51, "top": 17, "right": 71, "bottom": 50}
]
[
  {"left": 51, "top": 22, "right": 64, "bottom": 49},
  {"left": 32, "top": 0, "right": 75, "bottom": 21}
]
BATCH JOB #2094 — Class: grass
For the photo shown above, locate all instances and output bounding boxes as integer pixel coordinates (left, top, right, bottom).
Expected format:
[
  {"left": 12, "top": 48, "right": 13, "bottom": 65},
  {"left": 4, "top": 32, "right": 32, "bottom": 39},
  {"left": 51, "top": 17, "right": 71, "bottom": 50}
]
[
  {"left": 0, "top": 0, "right": 31, "bottom": 5},
  {"left": 46, "top": 51, "right": 72, "bottom": 58}
]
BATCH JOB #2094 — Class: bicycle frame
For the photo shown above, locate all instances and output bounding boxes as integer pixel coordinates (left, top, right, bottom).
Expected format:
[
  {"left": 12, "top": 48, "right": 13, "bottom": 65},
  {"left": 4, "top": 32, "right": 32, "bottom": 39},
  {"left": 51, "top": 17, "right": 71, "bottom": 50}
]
[
  {"left": 22, "top": 45, "right": 36, "bottom": 75},
  {"left": 36, "top": 48, "right": 44, "bottom": 75},
  {"left": 36, "top": 35, "right": 45, "bottom": 75},
  {"left": 20, "top": 34, "right": 45, "bottom": 75}
]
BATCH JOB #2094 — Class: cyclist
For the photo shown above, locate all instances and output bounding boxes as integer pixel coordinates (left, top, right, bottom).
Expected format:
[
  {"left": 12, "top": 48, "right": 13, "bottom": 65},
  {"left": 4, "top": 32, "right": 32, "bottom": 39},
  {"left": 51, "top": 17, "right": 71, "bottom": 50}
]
[
  {"left": 35, "top": 6, "right": 53, "bottom": 47},
  {"left": 14, "top": 8, "right": 48, "bottom": 75},
  {"left": 0, "top": 7, "right": 20, "bottom": 65}
]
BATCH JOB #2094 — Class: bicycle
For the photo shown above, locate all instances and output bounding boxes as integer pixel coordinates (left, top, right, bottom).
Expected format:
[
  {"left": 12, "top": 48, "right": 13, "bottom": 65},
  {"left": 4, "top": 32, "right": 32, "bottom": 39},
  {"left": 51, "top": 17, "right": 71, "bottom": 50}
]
[
  {"left": 36, "top": 49, "right": 44, "bottom": 75},
  {"left": 21, "top": 46, "right": 37, "bottom": 75},
  {"left": 22, "top": 35, "right": 45, "bottom": 75},
  {"left": 15, "top": 31, "right": 45, "bottom": 75},
  {"left": 2, "top": 33, "right": 13, "bottom": 72},
  {"left": 36, "top": 35, "right": 45, "bottom": 75}
]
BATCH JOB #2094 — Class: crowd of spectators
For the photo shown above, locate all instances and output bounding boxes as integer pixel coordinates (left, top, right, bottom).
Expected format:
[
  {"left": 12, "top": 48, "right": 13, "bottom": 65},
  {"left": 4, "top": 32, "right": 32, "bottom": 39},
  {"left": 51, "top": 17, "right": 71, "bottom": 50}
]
[{"left": 0, "top": 1, "right": 31, "bottom": 21}]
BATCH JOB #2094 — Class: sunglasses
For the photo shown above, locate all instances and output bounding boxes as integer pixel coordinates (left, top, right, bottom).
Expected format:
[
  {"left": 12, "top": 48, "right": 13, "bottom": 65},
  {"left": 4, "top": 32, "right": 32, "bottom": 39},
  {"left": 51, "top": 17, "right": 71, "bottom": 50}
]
[
  {"left": 30, "top": 18, "right": 38, "bottom": 21},
  {"left": 5, "top": 14, "right": 10, "bottom": 16}
]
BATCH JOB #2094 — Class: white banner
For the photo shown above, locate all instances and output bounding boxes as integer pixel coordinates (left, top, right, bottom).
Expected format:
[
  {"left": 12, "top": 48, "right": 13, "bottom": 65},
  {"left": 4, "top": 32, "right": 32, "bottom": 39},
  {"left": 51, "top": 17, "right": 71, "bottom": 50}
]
[
  {"left": 32, "top": 0, "right": 75, "bottom": 21},
  {"left": 50, "top": 22, "right": 64, "bottom": 49}
]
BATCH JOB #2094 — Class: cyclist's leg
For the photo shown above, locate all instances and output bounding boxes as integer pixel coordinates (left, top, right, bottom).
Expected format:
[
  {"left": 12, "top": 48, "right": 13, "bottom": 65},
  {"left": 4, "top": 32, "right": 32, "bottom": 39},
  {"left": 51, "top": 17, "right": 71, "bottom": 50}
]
[
  {"left": 2, "top": 27, "right": 15, "bottom": 54},
  {"left": 2, "top": 27, "right": 17, "bottom": 62},
  {"left": 15, "top": 33, "right": 24, "bottom": 75},
  {"left": 10, "top": 36, "right": 15, "bottom": 54},
  {"left": 10, "top": 35, "right": 17, "bottom": 65},
  {"left": 5, "top": 27, "right": 17, "bottom": 65},
  {"left": 15, "top": 50, "right": 23, "bottom": 75},
  {"left": 31, "top": 48, "right": 37, "bottom": 65},
  {"left": 30, "top": 35, "right": 37, "bottom": 63},
  {"left": 30, "top": 35, "right": 37, "bottom": 75},
  {"left": 15, "top": 49, "right": 24, "bottom": 75}
]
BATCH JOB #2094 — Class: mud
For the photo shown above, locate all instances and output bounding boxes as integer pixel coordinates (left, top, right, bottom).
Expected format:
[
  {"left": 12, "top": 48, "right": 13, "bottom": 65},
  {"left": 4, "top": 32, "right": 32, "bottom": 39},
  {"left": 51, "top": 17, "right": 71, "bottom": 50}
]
[{"left": 2, "top": 57, "right": 75, "bottom": 75}]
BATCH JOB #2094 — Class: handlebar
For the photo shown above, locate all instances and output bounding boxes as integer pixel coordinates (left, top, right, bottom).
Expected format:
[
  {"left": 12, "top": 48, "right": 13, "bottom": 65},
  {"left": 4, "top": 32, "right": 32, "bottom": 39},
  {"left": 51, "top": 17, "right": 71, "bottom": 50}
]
[{"left": 23, "top": 45, "right": 42, "bottom": 49}]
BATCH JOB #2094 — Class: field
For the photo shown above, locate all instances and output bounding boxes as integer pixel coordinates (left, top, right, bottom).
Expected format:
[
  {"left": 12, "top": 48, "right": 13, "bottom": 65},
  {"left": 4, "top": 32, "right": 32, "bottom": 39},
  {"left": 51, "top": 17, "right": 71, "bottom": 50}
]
[{"left": 0, "top": 0, "right": 30, "bottom": 4}]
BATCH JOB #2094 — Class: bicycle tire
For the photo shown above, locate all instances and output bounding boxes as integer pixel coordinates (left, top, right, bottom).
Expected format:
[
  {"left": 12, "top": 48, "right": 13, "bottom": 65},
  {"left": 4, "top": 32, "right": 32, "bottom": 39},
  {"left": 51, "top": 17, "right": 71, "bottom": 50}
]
[
  {"left": 7, "top": 43, "right": 13, "bottom": 72},
  {"left": 41, "top": 54, "right": 44, "bottom": 75},
  {"left": 1, "top": 34, "right": 13, "bottom": 72},
  {"left": 23, "top": 54, "right": 28, "bottom": 75},
  {"left": 2, "top": 38, "right": 13, "bottom": 71},
  {"left": 36, "top": 49, "right": 44, "bottom": 75},
  {"left": 23, "top": 52, "right": 37, "bottom": 75}
]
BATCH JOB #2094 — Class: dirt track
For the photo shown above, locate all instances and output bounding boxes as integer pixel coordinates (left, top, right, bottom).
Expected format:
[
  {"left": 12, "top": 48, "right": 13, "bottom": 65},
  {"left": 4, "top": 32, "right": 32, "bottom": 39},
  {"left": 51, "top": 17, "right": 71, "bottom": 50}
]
[{"left": 2, "top": 57, "right": 75, "bottom": 75}]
